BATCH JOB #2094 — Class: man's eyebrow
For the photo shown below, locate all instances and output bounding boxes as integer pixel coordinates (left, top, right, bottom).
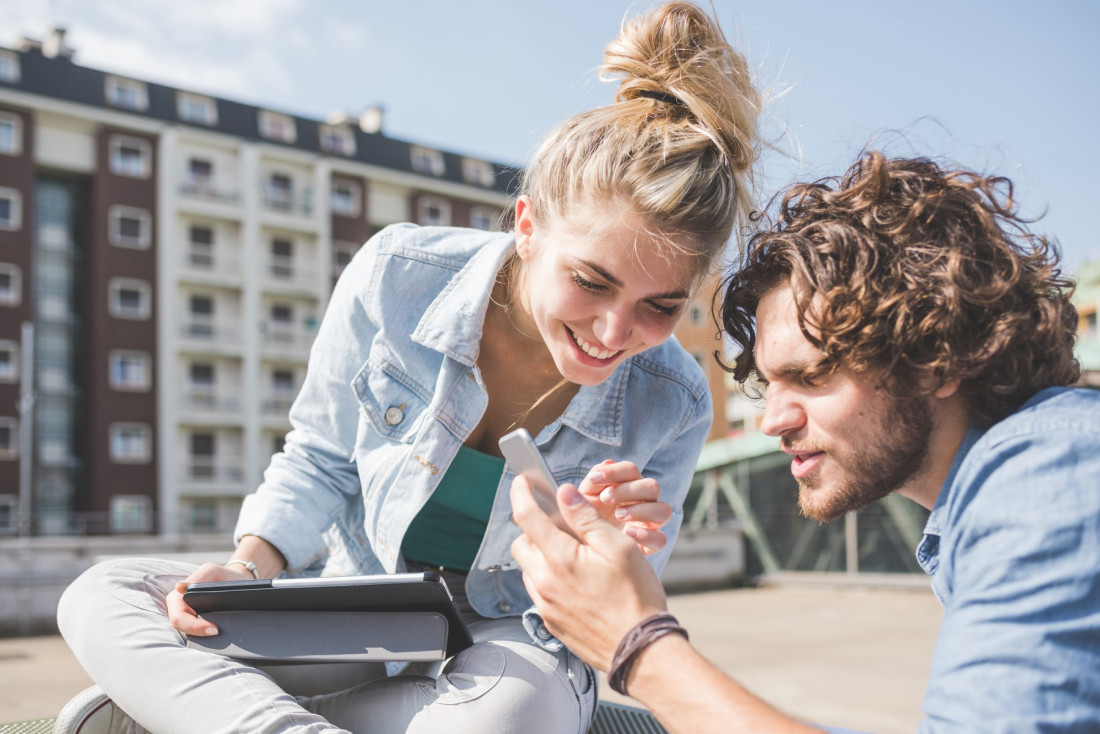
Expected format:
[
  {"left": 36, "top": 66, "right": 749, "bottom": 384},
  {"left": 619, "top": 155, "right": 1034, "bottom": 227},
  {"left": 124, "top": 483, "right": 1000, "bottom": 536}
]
[
  {"left": 577, "top": 259, "right": 690, "bottom": 300},
  {"left": 755, "top": 358, "right": 818, "bottom": 383}
]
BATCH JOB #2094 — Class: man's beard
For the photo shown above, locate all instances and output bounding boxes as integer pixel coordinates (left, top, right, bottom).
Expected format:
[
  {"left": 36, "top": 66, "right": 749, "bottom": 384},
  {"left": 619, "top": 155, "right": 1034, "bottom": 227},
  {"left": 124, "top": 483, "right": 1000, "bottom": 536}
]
[{"left": 795, "top": 396, "right": 934, "bottom": 523}]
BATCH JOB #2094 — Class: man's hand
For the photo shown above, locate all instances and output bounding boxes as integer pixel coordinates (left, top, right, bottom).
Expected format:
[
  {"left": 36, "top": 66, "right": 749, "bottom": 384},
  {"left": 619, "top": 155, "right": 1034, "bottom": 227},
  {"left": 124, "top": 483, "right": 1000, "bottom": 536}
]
[{"left": 510, "top": 475, "right": 669, "bottom": 671}]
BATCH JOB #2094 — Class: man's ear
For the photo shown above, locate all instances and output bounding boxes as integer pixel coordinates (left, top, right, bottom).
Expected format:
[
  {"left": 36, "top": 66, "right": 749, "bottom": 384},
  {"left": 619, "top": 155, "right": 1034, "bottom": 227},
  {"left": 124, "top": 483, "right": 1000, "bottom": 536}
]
[
  {"left": 932, "top": 376, "right": 961, "bottom": 399},
  {"left": 514, "top": 196, "right": 536, "bottom": 260}
]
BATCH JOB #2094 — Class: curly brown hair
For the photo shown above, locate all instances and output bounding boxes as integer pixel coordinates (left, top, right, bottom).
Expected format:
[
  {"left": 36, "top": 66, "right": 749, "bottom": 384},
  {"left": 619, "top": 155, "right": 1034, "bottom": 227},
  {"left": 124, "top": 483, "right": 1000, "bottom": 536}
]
[{"left": 719, "top": 151, "right": 1080, "bottom": 426}]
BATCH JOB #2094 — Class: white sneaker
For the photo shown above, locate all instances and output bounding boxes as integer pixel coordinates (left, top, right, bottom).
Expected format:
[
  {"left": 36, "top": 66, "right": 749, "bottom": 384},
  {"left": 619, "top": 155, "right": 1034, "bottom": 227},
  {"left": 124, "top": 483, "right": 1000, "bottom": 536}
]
[{"left": 52, "top": 686, "right": 142, "bottom": 734}]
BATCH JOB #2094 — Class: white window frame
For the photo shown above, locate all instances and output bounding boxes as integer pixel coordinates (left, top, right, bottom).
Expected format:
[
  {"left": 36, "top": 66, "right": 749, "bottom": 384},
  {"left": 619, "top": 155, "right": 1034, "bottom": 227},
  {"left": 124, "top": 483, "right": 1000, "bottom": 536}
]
[
  {"left": 109, "top": 205, "right": 152, "bottom": 249},
  {"left": 461, "top": 158, "right": 495, "bottom": 187},
  {"left": 330, "top": 179, "right": 361, "bottom": 217},
  {"left": 0, "top": 50, "right": 20, "bottom": 84},
  {"left": 109, "top": 277, "right": 152, "bottom": 320},
  {"left": 108, "top": 350, "right": 151, "bottom": 392},
  {"left": 0, "top": 339, "right": 17, "bottom": 382},
  {"left": 0, "top": 187, "right": 22, "bottom": 231},
  {"left": 0, "top": 113, "right": 22, "bottom": 156},
  {"left": 0, "top": 263, "right": 21, "bottom": 305},
  {"left": 258, "top": 110, "right": 297, "bottom": 144},
  {"left": 109, "top": 135, "right": 152, "bottom": 179},
  {"left": 0, "top": 494, "right": 16, "bottom": 534},
  {"left": 110, "top": 494, "right": 153, "bottom": 533},
  {"left": 332, "top": 240, "right": 360, "bottom": 277},
  {"left": 410, "top": 146, "right": 445, "bottom": 176},
  {"left": 109, "top": 422, "right": 152, "bottom": 464},
  {"left": 469, "top": 205, "right": 497, "bottom": 231},
  {"left": 105, "top": 76, "right": 148, "bottom": 111},
  {"left": 0, "top": 416, "right": 17, "bottom": 459},
  {"left": 319, "top": 124, "right": 356, "bottom": 156},
  {"left": 177, "top": 92, "right": 218, "bottom": 126},
  {"left": 417, "top": 196, "right": 451, "bottom": 227}
]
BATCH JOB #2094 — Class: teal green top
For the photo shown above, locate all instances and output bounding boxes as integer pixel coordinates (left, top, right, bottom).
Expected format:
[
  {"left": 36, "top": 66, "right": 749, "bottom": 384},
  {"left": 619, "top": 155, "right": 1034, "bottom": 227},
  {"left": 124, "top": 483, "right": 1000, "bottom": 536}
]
[{"left": 401, "top": 444, "right": 504, "bottom": 572}]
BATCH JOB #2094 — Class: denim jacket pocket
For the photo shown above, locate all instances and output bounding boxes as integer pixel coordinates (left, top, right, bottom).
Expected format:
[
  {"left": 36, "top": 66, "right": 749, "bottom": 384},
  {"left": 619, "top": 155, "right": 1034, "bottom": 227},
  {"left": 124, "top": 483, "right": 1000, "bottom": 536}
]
[{"left": 353, "top": 347, "right": 432, "bottom": 443}]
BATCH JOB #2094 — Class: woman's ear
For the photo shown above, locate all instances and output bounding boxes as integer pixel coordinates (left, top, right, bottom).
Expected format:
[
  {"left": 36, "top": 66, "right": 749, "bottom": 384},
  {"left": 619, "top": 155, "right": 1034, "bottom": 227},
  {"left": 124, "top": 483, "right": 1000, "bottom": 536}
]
[{"left": 514, "top": 196, "right": 536, "bottom": 260}]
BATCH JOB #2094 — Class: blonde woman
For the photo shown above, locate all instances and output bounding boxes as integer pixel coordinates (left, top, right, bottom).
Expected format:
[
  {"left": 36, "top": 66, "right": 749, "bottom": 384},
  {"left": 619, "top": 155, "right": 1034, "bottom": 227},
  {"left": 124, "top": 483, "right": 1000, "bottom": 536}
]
[{"left": 56, "top": 3, "right": 761, "bottom": 732}]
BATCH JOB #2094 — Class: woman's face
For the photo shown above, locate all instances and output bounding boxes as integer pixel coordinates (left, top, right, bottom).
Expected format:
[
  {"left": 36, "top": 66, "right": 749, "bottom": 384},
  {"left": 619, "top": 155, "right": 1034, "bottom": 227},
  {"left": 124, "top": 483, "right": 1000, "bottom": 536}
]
[{"left": 513, "top": 196, "right": 699, "bottom": 387}]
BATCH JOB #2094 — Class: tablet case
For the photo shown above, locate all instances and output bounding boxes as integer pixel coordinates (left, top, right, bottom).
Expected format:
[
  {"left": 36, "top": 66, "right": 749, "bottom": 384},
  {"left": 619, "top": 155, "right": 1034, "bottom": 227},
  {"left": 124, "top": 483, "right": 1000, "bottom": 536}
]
[
  {"left": 185, "top": 610, "right": 451, "bottom": 662},
  {"left": 183, "top": 572, "right": 473, "bottom": 662}
]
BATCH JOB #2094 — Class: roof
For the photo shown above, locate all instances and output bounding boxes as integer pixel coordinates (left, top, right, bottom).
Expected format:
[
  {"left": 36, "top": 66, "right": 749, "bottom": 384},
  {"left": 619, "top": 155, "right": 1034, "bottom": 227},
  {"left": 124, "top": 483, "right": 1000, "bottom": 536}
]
[{"left": 0, "top": 44, "right": 522, "bottom": 196}]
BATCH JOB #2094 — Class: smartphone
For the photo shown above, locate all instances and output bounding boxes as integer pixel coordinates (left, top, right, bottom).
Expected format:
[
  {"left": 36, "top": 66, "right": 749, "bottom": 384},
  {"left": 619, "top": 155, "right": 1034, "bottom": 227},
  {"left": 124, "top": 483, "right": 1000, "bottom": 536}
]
[{"left": 499, "top": 428, "right": 575, "bottom": 537}]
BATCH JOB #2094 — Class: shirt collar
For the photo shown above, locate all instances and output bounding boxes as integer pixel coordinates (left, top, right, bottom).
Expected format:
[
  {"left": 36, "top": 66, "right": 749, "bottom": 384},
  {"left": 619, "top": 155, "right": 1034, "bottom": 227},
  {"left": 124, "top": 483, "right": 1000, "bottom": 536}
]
[
  {"left": 411, "top": 232, "right": 515, "bottom": 365},
  {"left": 916, "top": 422, "right": 986, "bottom": 574}
]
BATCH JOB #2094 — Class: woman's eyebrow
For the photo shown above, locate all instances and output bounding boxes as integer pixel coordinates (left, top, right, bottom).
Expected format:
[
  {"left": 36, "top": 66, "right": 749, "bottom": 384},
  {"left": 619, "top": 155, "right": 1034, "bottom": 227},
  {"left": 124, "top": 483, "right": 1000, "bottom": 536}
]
[{"left": 576, "top": 259, "right": 689, "bottom": 300}]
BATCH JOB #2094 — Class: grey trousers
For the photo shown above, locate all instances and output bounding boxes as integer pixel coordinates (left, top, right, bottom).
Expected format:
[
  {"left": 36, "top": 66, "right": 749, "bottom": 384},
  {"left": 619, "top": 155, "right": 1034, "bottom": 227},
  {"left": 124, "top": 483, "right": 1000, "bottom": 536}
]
[{"left": 58, "top": 558, "right": 596, "bottom": 734}]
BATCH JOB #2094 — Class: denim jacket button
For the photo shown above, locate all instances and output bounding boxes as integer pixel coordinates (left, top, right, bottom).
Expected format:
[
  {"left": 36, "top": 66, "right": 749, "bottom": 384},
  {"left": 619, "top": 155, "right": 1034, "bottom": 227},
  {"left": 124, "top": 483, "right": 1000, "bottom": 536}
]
[
  {"left": 497, "top": 600, "right": 513, "bottom": 613},
  {"left": 384, "top": 406, "right": 404, "bottom": 425},
  {"left": 487, "top": 564, "right": 502, "bottom": 573},
  {"left": 536, "top": 623, "right": 552, "bottom": 640}
]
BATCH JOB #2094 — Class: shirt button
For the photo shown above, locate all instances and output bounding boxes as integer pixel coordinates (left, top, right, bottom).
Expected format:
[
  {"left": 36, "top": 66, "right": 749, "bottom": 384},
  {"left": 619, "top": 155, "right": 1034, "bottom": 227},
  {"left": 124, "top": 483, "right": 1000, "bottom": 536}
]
[
  {"left": 497, "top": 600, "right": 513, "bottom": 613},
  {"left": 384, "top": 406, "right": 404, "bottom": 425},
  {"left": 536, "top": 624, "right": 552, "bottom": 640}
]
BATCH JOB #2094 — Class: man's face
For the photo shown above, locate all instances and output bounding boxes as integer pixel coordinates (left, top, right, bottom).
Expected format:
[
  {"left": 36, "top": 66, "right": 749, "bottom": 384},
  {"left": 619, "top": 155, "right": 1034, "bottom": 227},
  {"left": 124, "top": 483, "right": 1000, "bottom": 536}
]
[{"left": 753, "top": 284, "right": 933, "bottom": 522}]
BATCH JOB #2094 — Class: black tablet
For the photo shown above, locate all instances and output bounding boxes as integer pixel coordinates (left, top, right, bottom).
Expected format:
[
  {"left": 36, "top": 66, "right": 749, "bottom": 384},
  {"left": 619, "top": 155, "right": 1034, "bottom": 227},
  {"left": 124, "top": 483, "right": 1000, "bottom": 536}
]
[{"left": 183, "top": 571, "right": 473, "bottom": 657}]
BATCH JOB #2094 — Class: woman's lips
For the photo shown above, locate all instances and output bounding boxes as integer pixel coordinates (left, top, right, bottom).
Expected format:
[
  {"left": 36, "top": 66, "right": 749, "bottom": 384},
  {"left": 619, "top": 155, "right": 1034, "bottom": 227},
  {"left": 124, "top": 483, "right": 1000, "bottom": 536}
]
[{"left": 568, "top": 327, "right": 621, "bottom": 362}]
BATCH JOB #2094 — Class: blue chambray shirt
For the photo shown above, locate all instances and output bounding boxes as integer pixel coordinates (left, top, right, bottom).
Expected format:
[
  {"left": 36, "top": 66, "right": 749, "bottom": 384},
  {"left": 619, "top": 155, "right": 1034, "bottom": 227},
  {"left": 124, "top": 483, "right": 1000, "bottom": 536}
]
[
  {"left": 916, "top": 387, "right": 1100, "bottom": 732},
  {"left": 234, "top": 223, "right": 712, "bottom": 646}
]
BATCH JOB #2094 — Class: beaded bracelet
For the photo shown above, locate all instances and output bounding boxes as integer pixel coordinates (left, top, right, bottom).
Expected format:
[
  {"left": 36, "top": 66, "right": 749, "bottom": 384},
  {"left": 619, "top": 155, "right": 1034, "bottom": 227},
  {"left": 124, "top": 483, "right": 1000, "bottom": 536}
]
[{"left": 607, "top": 612, "right": 689, "bottom": 696}]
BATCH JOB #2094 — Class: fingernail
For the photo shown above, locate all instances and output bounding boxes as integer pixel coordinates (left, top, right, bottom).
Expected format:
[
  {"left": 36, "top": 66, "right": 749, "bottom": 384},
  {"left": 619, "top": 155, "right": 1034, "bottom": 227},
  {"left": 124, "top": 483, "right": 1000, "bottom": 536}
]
[
  {"left": 600, "top": 488, "right": 613, "bottom": 504},
  {"left": 588, "top": 470, "right": 605, "bottom": 484},
  {"left": 205, "top": 627, "right": 217, "bottom": 636},
  {"left": 614, "top": 507, "right": 628, "bottom": 520},
  {"left": 562, "top": 484, "right": 585, "bottom": 507},
  {"left": 624, "top": 525, "right": 641, "bottom": 539}
]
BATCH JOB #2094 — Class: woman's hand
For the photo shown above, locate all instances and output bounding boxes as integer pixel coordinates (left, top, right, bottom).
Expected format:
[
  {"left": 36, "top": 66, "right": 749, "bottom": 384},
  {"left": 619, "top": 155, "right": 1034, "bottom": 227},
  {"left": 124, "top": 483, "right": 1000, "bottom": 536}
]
[
  {"left": 578, "top": 460, "right": 673, "bottom": 555},
  {"left": 165, "top": 562, "right": 255, "bottom": 637}
]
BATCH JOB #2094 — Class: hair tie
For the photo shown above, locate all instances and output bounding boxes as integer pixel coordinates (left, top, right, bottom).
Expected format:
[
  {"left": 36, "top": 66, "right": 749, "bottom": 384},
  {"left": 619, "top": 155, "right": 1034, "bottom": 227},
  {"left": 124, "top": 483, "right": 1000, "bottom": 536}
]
[{"left": 637, "top": 89, "right": 685, "bottom": 106}]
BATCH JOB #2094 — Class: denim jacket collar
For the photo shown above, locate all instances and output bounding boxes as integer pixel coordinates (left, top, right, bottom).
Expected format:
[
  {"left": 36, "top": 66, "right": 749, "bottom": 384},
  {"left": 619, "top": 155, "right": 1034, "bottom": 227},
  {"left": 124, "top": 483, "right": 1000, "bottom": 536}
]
[
  {"left": 916, "top": 422, "right": 986, "bottom": 577},
  {"left": 408, "top": 231, "right": 628, "bottom": 447}
]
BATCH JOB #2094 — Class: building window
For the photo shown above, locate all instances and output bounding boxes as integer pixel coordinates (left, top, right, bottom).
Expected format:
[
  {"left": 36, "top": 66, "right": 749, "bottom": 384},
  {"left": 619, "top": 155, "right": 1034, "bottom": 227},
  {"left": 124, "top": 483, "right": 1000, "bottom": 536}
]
[
  {"left": 0, "top": 416, "right": 16, "bottom": 459},
  {"left": 177, "top": 92, "right": 218, "bottom": 126},
  {"left": 189, "top": 224, "right": 214, "bottom": 266},
  {"left": 461, "top": 158, "right": 495, "bottom": 187},
  {"left": 270, "top": 237, "right": 294, "bottom": 278},
  {"left": 418, "top": 196, "right": 450, "bottom": 227},
  {"left": 330, "top": 179, "right": 361, "bottom": 217},
  {"left": 690, "top": 304, "right": 705, "bottom": 326},
  {"left": 187, "top": 294, "right": 214, "bottom": 338},
  {"left": 109, "top": 205, "right": 152, "bottom": 249},
  {"left": 109, "top": 278, "right": 152, "bottom": 320},
  {"left": 0, "top": 340, "right": 17, "bottom": 382},
  {"left": 469, "top": 205, "right": 496, "bottom": 231},
  {"left": 109, "top": 423, "right": 152, "bottom": 463},
  {"left": 269, "top": 303, "right": 294, "bottom": 342},
  {"left": 109, "top": 135, "right": 152, "bottom": 178},
  {"left": 265, "top": 172, "right": 293, "bottom": 211},
  {"left": 0, "top": 187, "right": 22, "bottom": 230},
  {"left": 110, "top": 495, "right": 152, "bottom": 533},
  {"left": 410, "top": 146, "right": 445, "bottom": 176},
  {"left": 319, "top": 124, "right": 356, "bottom": 156},
  {"left": 0, "top": 113, "right": 22, "bottom": 156},
  {"left": 258, "top": 110, "right": 296, "bottom": 143},
  {"left": 190, "top": 432, "right": 216, "bottom": 479},
  {"left": 105, "top": 76, "right": 148, "bottom": 111},
  {"left": 0, "top": 494, "right": 15, "bottom": 534},
  {"left": 109, "top": 350, "right": 151, "bottom": 391},
  {"left": 333, "top": 241, "right": 360, "bottom": 277},
  {"left": 0, "top": 264, "right": 21, "bottom": 305},
  {"left": 0, "top": 51, "right": 20, "bottom": 84},
  {"left": 187, "top": 157, "right": 214, "bottom": 190}
]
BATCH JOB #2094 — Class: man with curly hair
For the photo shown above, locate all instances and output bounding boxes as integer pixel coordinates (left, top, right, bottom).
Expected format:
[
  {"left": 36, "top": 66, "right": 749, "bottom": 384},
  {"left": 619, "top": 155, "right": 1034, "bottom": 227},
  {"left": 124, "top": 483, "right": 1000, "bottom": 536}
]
[{"left": 511, "top": 152, "right": 1100, "bottom": 732}]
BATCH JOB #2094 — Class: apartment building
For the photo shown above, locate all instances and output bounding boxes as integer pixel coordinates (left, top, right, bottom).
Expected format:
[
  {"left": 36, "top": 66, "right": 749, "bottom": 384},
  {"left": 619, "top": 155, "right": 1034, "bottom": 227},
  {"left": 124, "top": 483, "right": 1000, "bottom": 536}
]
[
  {"left": 0, "top": 31, "right": 736, "bottom": 537},
  {"left": 0, "top": 32, "right": 518, "bottom": 536}
]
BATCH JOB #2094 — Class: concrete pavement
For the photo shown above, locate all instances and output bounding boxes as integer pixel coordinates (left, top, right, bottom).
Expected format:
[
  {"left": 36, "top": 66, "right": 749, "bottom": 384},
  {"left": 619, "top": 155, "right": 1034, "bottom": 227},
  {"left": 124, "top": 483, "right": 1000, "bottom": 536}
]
[{"left": 0, "top": 583, "right": 942, "bottom": 733}]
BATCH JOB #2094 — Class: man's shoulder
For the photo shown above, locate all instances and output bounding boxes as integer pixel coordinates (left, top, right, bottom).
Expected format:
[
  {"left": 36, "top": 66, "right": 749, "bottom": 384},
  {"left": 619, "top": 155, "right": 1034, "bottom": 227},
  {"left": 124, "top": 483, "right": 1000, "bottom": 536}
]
[{"left": 987, "top": 386, "right": 1100, "bottom": 443}]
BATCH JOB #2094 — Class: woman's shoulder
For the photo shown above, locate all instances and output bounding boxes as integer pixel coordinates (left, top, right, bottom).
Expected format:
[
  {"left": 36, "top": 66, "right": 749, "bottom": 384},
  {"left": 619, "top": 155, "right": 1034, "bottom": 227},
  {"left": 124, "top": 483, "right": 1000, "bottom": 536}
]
[
  {"left": 365, "top": 223, "right": 512, "bottom": 269},
  {"left": 629, "top": 337, "right": 710, "bottom": 402}
]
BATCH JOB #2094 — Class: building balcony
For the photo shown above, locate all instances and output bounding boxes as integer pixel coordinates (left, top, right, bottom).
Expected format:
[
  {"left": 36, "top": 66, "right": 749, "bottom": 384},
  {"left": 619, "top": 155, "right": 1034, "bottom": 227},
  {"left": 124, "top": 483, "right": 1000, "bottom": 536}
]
[
  {"left": 262, "top": 186, "right": 312, "bottom": 218},
  {"left": 180, "top": 389, "right": 241, "bottom": 414},
  {"left": 179, "top": 180, "right": 240, "bottom": 206},
  {"left": 179, "top": 319, "right": 241, "bottom": 349},
  {"left": 184, "top": 457, "right": 244, "bottom": 483}
]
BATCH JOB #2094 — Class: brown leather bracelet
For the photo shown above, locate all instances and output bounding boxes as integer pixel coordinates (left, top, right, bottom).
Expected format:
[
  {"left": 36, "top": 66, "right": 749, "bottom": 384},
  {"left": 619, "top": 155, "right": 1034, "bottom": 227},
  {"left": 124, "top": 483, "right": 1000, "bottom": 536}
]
[{"left": 607, "top": 612, "right": 689, "bottom": 696}]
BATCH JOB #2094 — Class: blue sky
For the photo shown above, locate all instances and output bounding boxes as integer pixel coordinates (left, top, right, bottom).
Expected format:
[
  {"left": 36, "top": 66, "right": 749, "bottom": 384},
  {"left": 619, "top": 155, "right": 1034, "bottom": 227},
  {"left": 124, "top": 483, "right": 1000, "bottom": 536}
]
[{"left": 4, "top": 0, "right": 1098, "bottom": 270}]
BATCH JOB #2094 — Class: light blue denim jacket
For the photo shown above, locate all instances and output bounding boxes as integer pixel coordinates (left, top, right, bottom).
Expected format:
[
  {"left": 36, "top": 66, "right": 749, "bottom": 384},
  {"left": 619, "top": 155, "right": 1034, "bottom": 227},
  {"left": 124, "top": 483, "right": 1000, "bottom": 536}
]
[
  {"left": 916, "top": 387, "right": 1100, "bottom": 732},
  {"left": 235, "top": 223, "right": 712, "bottom": 634}
]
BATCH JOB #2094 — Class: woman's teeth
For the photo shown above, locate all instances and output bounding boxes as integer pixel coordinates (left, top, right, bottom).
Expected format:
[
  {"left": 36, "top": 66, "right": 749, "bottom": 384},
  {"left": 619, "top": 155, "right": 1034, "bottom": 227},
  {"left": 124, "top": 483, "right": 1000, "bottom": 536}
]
[{"left": 572, "top": 331, "right": 618, "bottom": 360}]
